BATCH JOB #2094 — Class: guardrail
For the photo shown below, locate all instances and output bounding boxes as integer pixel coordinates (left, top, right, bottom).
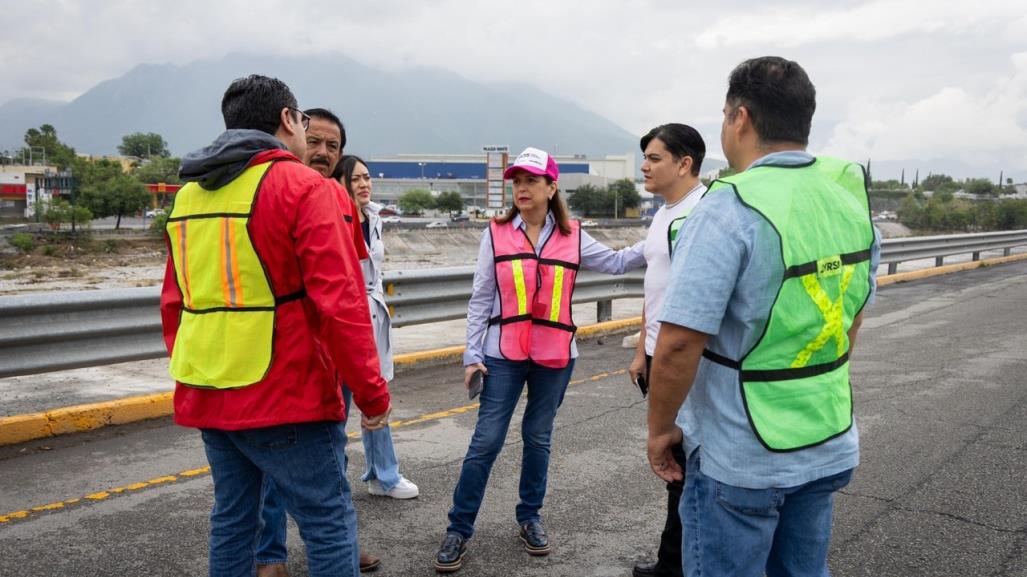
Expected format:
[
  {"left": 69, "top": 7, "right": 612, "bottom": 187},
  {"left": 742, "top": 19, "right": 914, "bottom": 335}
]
[
  {"left": 878, "top": 229, "right": 1027, "bottom": 274},
  {"left": 1, "top": 230, "right": 1025, "bottom": 379}
]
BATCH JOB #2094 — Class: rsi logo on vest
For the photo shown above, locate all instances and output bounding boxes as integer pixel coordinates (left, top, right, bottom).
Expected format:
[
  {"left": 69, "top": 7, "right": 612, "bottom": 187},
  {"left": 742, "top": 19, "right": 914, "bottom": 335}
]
[{"left": 817, "top": 255, "right": 843, "bottom": 278}]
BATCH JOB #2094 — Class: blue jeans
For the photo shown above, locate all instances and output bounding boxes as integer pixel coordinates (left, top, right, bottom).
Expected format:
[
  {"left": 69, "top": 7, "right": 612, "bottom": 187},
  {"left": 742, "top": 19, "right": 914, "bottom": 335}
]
[
  {"left": 680, "top": 449, "right": 853, "bottom": 577},
  {"left": 257, "top": 384, "right": 401, "bottom": 565},
  {"left": 446, "top": 356, "right": 575, "bottom": 539},
  {"left": 200, "top": 421, "right": 359, "bottom": 577}
]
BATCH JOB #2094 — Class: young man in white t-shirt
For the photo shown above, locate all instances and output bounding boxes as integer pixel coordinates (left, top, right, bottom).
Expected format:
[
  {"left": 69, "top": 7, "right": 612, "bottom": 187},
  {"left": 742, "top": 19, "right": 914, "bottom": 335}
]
[{"left": 629, "top": 123, "right": 706, "bottom": 577}]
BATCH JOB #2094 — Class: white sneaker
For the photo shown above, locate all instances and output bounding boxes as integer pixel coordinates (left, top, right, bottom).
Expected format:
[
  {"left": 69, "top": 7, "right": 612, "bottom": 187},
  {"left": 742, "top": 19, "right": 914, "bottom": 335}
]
[{"left": 367, "top": 477, "right": 419, "bottom": 499}]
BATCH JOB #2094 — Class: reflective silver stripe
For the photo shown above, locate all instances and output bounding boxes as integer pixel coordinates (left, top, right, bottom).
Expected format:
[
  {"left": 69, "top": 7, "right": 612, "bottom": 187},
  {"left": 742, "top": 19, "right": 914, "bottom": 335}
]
[{"left": 223, "top": 218, "right": 238, "bottom": 307}]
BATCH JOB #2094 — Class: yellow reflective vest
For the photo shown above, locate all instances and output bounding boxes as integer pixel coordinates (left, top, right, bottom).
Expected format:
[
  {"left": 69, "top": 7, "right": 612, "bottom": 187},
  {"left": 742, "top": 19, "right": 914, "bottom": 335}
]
[{"left": 165, "top": 162, "right": 302, "bottom": 389}]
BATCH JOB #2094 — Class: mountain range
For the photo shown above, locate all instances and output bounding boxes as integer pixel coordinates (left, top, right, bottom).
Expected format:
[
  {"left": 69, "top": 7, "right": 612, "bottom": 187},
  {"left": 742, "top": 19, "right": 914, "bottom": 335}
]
[{"left": 0, "top": 52, "right": 642, "bottom": 162}]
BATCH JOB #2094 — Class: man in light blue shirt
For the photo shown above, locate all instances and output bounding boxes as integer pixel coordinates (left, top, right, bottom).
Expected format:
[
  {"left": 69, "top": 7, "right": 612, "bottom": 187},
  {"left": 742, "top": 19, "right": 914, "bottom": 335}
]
[{"left": 646, "top": 56, "right": 881, "bottom": 577}]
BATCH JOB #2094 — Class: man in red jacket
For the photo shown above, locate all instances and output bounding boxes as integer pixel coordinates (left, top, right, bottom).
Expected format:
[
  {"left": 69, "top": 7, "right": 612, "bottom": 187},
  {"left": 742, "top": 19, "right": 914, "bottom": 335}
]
[{"left": 161, "top": 74, "right": 391, "bottom": 577}]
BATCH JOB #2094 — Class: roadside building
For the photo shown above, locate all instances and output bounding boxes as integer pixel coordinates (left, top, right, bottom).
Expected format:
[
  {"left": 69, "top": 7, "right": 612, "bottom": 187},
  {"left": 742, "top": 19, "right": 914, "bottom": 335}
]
[{"left": 365, "top": 152, "right": 635, "bottom": 213}]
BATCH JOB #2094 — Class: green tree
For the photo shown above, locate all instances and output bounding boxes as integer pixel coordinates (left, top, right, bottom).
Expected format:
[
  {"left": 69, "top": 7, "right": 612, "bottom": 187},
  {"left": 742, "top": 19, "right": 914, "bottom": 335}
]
[
  {"left": 133, "top": 156, "right": 181, "bottom": 184},
  {"left": 607, "top": 178, "right": 641, "bottom": 217},
  {"left": 118, "top": 132, "right": 171, "bottom": 158},
  {"left": 919, "top": 174, "right": 957, "bottom": 193},
  {"left": 433, "top": 191, "right": 464, "bottom": 215},
  {"left": 20, "top": 124, "right": 77, "bottom": 169},
  {"left": 44, "top": 198, "right": 93, "bottom": 230},
  {"left": 398, "top": 188, "right": 434, "bottom": 216},
  {"left": 871, "top": 179, "right": 908, "bottom": 191},
  {"left": 567, "top": 184, "right": 605, "bottom": 217},
  {"left": 897, "top": 193, "right": 924, "bottom": 229},
  {"left": 964, "top": 178, "right": 997, "bottom": 196},
  {"left": 77, "top": 159, "right": 150, "bottom": 229}
]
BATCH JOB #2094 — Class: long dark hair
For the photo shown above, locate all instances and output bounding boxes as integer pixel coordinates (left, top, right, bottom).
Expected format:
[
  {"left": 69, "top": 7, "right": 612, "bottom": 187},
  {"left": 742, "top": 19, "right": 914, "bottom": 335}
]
[
  {"left": 493, "top": 175, "right": 572, "bottom": 235},
  {"left": 333, "top": 154, "right": 367, "bottom": 204}
]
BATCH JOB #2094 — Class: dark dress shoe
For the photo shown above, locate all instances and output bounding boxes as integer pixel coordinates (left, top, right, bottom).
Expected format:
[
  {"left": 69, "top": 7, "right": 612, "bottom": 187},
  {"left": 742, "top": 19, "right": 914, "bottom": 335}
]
[
  {"left": 434, "top": 532, "right": 468, "bottom": 573},
  {"left": 633, "top": 560, "right": 679, "bottom": 577},
  {"left": 359, "top": 551, "right": 381, "bottom": 573},
  {"left": 519, "top": 521, "right": 550, "bottom": 556}
]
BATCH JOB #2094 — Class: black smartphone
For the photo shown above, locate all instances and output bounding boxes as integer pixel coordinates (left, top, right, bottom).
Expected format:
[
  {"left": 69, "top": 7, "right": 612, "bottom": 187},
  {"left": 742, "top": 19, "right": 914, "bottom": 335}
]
[
  {"left": 468, "top": 369, "right": 484, "bottom": 400},
  {"left": 634, "top": 374, "right": 649, "bottom": 398}
]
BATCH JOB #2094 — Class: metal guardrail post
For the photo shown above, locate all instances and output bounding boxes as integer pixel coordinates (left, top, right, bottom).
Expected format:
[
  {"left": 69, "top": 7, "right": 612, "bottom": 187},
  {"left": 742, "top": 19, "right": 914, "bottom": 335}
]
[{"left": 596, "top": 300, "right": 613, "bottom": 322}]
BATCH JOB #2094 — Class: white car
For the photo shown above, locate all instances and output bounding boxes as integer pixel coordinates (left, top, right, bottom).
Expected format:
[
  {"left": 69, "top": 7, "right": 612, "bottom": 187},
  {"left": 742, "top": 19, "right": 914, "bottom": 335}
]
[
  {"left": 580, "top": 219, "right": 598, "bottom": 227},
  {"left": 381, "top": 216, "right": 402, "bottom": 224},
  {"left": 426, "top": 220, "right": 449, "bottom": 229},
  {"left": 145, "top": 208, "right": 166, "bottom": 218}
]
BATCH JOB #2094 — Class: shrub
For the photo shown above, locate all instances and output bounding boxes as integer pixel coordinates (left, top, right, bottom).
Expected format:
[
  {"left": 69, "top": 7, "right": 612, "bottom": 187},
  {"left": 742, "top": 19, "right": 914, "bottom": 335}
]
[
  {"left": 149, "top": 211, "right": 169, "bottom": 235},
  {"left": 9, "top": 232, "right": 35, "bottom": 253}
]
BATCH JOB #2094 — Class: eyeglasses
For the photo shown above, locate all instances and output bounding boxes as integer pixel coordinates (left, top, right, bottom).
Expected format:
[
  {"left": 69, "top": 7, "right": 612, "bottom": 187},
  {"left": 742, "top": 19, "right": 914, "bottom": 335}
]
[{"left": 288, "top": 107, "right": 310, "bottom": 131}]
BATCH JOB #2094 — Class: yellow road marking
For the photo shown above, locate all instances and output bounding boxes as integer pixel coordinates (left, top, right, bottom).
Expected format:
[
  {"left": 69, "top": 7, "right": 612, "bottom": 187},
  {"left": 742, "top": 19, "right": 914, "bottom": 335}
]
[{"left": 0, "top": 368, "right": 627, "bottom": 525}]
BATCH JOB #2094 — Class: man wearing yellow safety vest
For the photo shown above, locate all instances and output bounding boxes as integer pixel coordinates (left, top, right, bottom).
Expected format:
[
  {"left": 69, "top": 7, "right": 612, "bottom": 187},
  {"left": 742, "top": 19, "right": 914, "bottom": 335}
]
[
  {"left": 646, "top": 57, "right": 881, "bottom": 577},
  {"left": 160, "top": 74, "right": 391, "bottom": 577}
]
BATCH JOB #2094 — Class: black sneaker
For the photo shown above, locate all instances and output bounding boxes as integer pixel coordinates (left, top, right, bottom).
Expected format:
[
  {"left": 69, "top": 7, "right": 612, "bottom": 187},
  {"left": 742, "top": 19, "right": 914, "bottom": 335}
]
[
  {"left": 434, "top": 532, "right": 468, "bottom": 573},
  {"left": 519, "top": 521, "right": 550, "bottom": 556}
]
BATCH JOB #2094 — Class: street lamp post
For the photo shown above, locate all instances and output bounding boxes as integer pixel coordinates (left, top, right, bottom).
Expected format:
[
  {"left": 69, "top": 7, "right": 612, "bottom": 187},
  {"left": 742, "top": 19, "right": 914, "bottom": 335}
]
[{"left": 418, "top": 162, "right": 426, "bottom": 179}]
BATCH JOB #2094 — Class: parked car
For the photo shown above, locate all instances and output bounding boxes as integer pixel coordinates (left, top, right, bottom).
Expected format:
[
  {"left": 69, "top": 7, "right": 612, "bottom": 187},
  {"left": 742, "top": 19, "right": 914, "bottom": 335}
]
[
  {"left": 450, "top": 214, "right": 470, "bottom": 222},
  {"left": 426, "top": 220, "right": 449, "bottom": 229},
  {"left": 145, "top": 208, "right": 166, "bottom": 218},
  {"left": 580, "top": 219, "right": 598, "bottom": 227},
  {"left": 381, "top": 215, "right": 402, "bottom": 224}
]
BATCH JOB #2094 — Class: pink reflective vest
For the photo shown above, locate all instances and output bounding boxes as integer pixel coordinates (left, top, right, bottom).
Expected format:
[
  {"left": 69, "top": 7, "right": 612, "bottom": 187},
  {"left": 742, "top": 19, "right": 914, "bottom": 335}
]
[{"left": 489, "top": 219, "right": 581, "bottom": 368}]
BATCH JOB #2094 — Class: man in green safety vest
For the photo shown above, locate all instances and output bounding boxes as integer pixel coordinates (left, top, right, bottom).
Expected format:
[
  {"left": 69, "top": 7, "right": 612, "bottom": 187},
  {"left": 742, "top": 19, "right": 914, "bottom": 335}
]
[{"left": 646, "top": 56, "right": 881, "bottom": 577}]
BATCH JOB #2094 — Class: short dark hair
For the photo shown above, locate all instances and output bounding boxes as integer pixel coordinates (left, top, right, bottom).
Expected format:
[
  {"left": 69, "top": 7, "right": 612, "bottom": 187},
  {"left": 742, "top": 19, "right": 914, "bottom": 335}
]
[
  {"left": 726, "top": 56, "right": 816, "bottom": 146},
  {"left": 221, "top": 74, "right": 298, "bottom": 135},
  {"left": 640, "top": 124, "right": 706, "bottom": 176},
  {"left": 305, "top": 107, "right": 347, "bottom": 151}
]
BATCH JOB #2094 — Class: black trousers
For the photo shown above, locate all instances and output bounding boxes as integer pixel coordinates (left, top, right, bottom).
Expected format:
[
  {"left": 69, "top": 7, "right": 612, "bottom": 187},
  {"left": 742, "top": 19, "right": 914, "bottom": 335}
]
[
  {"left": 655, "top": 443, "right": 687, "bottom": 576},
  {"left": 646, "top": 354, "right": 687, "bottom": 577}
]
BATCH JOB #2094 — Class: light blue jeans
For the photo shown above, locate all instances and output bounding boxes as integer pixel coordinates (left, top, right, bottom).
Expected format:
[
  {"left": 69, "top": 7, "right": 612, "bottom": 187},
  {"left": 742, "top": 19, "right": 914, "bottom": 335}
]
[
  {"left": 256, "top": 384, "right": 401, "bottom": 565},
  {"left": 681, "top": 449, "right": 853, "bottom": 577},
  {"left": 201, "top": 422, "right": 359, "bottom": 577}
]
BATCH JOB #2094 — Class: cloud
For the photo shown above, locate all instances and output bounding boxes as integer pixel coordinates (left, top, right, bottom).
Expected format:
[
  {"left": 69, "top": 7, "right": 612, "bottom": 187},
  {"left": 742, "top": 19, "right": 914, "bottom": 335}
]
[
  {"left": 695, "top": 0, "right": 1016, "bottom": 50},
  {"left": 1, "top": 0, "right": 1025, "bottom": 178},
  {"left": 822, "top": 53, "right": 1027, "bottom": 171}
]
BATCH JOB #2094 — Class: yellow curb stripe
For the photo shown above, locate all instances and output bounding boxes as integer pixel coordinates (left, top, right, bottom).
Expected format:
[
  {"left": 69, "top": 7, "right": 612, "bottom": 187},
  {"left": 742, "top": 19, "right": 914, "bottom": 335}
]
[
  {"left": 0, "top": 392, "right": 174, "bottom": 447},
  {"left": 0, "top": 367, "right": 627, "bottom": 525},
  {"left": 877, "top": 252, "right": 1027, "bottom": 286}
]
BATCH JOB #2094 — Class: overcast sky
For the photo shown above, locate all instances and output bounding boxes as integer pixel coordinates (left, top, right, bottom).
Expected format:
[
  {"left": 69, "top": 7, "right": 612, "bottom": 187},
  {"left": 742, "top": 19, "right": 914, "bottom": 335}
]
[{"left": 2, "top": 0, "right": 1026, "bottom": 179}]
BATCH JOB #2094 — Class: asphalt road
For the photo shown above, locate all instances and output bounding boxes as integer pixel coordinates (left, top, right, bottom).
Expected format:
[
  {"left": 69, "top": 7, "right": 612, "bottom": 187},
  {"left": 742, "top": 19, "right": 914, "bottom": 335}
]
[{"left": 0, "top": 261, "right": 1025, "bottom": 576}]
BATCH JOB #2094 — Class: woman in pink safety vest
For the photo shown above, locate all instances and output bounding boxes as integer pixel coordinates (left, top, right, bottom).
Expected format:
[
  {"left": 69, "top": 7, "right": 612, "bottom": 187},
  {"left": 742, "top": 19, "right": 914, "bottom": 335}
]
[{"left": 434, "top": 147, "right": 646, "bottom": 573}]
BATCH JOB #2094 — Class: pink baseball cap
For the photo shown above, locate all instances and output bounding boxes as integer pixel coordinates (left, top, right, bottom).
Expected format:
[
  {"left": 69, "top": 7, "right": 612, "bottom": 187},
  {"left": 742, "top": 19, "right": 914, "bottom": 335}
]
[{"left": 503, "top": 147, "right": 560, "bottom": 181}]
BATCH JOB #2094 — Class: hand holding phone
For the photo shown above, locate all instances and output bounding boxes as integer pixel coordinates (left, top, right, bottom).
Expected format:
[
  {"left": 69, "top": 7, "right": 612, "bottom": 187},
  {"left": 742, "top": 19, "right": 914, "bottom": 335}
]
[
  {"left": 466, "top": 363, "right": 486, "bottom": 400},
  {"left": 634, "top": 374, "right": 649, "bottom": 399}
]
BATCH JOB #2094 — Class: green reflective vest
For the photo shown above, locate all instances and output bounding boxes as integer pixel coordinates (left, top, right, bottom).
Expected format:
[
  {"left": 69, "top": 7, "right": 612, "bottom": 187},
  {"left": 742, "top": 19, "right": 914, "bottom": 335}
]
[
  {"left": 667, "top": 212, "right": 691, "bottom": 256},
  {"left": 704, "top": 157, "right": 874, "bottom": 452},
  {"left": 166, "top": 162, "right": 298, "bottom": 389}
]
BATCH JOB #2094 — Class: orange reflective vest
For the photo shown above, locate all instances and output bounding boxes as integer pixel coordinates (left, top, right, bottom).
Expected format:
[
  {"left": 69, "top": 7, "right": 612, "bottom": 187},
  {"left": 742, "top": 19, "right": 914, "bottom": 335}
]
[{"left": 489, "top": 219, "right": 581, "bottom": 368}]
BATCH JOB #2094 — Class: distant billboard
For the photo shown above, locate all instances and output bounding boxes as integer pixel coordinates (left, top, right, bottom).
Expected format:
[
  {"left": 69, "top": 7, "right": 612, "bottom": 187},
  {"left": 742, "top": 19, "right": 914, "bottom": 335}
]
[{"left": 483, "top": 145, "right": 509, "bottom": 209}]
